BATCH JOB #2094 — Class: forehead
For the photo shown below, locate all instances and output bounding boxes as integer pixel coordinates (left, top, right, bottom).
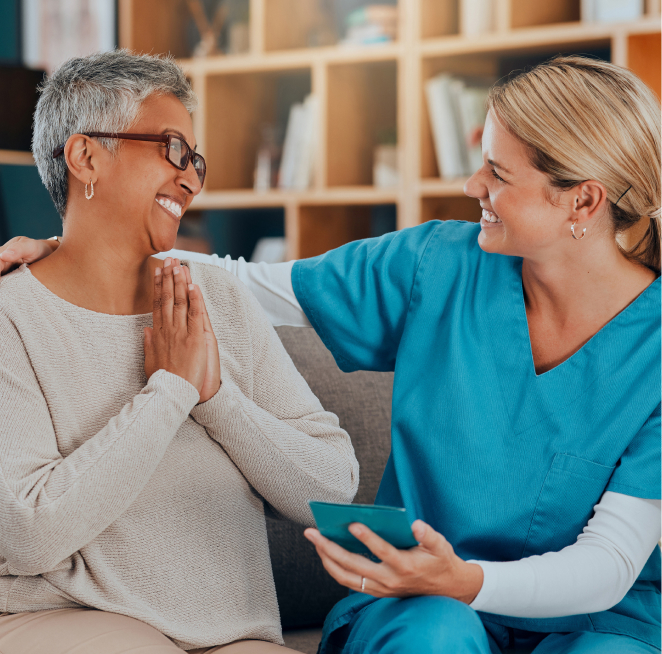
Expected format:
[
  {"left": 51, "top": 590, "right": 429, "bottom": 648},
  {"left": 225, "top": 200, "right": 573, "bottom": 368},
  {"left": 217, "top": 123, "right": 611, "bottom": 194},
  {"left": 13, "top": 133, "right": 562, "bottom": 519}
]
[
  {"left": 133, "top": 93, "right": 196, "bottom": 146},
  {"left": 482, "top": 110, "right": 530, "bottom": 165}
]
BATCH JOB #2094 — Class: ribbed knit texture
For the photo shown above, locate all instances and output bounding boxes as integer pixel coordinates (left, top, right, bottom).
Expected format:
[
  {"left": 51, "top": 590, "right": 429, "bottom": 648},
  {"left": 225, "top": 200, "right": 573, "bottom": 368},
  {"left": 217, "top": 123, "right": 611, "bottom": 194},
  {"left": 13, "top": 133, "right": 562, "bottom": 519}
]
[{"left": 0, "top": 262, "right": 358, "bottom": 649}]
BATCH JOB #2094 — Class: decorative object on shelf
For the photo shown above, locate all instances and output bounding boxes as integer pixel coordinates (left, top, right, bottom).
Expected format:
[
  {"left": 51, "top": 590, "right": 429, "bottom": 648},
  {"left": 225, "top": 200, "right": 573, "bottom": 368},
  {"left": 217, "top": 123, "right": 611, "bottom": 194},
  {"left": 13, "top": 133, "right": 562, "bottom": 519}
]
[
  {"left": 373, "top": 144, "right": 399, "bottom": 188},
  {"left": 340, "top": 4, "right": 398, "bottom": 47},
  {"left": 254, "top": 126, "right": 282, "bottom": 192},
  {"left": 581, "top": 0, "right": 644, "bottom": 23},
  {"left": 186, "top": 0, "right": 227, "bottom": 57},
  {"left": 461, "top": 0, "right": 495, "bottom": 36},
  {"left": 278, "top": 95, "right": 319, "bottom": 191},
  {"left": 21, "top": 0, "right": 115, "bottom": 74},
  {"left": 250, "top": 237, "right": 287, "bottom": 264},
  {"left": 426, "top": 74, "right": 490, "bottom": 179}
]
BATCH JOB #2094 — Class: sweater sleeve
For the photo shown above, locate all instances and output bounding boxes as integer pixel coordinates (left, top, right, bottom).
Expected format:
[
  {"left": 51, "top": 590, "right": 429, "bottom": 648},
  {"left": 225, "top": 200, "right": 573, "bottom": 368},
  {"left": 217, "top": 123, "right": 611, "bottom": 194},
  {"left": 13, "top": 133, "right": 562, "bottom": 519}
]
[
  {"left": 190, "top": 274, "right": 359, "bottom": 526},
  {"left": 469, "top": 491, "right": 661, "bottom": 617},
  {"left": 0, "top": 315, "right": 200, "bottom": 575},
  {"left": 157, "top": 250, "right": 309, "bottom": 328}
]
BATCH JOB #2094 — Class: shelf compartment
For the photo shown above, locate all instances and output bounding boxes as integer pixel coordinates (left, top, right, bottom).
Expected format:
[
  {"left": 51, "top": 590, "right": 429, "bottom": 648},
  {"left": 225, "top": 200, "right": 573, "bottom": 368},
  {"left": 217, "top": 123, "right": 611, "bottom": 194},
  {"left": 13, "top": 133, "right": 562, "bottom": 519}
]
[
  {"left": 297, "top": 204, "right": 380, "bottom": 258},
  {"left": 120, "top": 0, "right": 192, "bottom": 58},
  {"left": 421, "top": 196, "right": 481, "bottom": 224},
  {"left": 204, "top": 68, "right": 311, "bottom": 191},
  {"left": 420, "top": 0, "right": 459, "bottom": 39},
  {"left": 264, "top": 0, "right": 338, "bottom": 51},
  {"left": 510, "top": 0, "right": 580, "bottom": 29},
  {"left": 628, "top": 32, "right": 661, "bottom": 97},
  {"left": 327, "top": 59, "right": 398, "bottom": 187}
]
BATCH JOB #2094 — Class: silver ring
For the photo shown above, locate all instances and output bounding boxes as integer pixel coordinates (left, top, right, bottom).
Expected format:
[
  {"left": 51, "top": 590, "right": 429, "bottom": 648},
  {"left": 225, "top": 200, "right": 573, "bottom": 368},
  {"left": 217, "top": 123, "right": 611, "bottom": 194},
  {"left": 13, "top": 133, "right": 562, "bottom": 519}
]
[{"left": 361, "top": 576, "right": 366, "bottom": 592}]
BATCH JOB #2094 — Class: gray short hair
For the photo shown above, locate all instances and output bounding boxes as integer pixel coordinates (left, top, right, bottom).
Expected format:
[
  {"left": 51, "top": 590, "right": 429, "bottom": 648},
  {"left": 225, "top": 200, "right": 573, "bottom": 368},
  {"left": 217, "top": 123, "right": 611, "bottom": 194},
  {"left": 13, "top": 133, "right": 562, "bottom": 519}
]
[{"left": 33, "top": 49, "right": 198, "bottom": 219}]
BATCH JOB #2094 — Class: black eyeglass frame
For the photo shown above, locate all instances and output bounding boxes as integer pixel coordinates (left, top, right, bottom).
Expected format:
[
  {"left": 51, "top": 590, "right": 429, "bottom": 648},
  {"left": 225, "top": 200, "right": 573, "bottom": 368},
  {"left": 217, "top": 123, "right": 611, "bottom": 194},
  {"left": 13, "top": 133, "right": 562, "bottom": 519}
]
[{"left": 52, "top": 132, "right": 206, "bottom": 187}]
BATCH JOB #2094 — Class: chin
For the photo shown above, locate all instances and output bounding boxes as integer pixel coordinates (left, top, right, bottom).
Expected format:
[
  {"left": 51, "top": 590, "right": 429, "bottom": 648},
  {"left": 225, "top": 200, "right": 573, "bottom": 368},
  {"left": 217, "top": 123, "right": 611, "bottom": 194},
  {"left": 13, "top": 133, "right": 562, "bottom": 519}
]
[{"left": 150, "top": 230, "right": 179, "bottom": 255}]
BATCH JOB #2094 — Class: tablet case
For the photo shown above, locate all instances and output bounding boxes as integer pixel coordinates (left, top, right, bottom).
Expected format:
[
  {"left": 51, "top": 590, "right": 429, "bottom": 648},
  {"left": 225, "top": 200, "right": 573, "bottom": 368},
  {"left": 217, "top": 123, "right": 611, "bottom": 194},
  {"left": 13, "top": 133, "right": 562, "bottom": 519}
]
[{"left": 309, "top": 501, "right": 418, "bottom": 554}]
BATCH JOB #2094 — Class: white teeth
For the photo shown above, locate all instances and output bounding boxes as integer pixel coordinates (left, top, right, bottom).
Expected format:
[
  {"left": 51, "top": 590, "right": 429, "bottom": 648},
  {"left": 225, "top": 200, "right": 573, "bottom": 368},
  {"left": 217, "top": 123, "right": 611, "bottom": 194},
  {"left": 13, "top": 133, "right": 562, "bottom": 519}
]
[
  {"left": 157, "top": 197, "right": 182, "bottom": 218},
  {"left": 482, "top": 209, "right": 501, "bottom": 224}
]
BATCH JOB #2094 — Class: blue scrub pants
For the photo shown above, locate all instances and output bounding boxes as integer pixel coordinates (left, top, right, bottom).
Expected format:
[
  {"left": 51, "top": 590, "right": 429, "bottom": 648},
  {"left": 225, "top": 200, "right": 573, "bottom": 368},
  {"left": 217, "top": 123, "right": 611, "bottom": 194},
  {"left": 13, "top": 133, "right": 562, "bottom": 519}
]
[{"left": 341, "top": 597, "right": 659, "bottom": 654}]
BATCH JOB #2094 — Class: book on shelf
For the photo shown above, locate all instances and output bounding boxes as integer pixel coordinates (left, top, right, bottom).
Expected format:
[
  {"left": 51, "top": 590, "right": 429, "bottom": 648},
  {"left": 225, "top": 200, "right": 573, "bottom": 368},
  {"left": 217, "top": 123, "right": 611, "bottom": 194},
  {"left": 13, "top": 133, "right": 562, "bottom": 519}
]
[
  {"left": 425, "top": 74, "right": 490, "bottom": 180},
  {"left": 460, "top": 0, "right": 495, "bottom": 37},
  {"left": 341, "top": 4, "right": 398, "bottom": 46},
  {"left": 278, "top": 94, "right": 319, "bottom": 191},
  {"left": 581, "top": 0, "right": 644, "bottom": 22}
]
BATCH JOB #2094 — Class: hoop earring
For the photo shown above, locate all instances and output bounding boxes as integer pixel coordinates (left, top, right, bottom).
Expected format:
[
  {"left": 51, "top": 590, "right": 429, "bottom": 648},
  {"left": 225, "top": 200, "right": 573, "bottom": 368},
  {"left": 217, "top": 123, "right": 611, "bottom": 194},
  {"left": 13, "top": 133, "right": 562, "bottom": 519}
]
[
  {"left": 85, "top": 179, "right": 94, "bottom": 200},
  {"left": 571, "top": 221, "right": 586, "bottom": 240}
]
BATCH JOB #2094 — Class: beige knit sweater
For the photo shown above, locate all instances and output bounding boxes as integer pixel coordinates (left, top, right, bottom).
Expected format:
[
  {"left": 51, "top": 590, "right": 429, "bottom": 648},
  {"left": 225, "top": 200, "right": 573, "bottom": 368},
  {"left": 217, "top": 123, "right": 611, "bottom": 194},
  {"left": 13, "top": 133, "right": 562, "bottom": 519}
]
[{"left": 0, "top": 262, "right": 359, "bottom": 649}]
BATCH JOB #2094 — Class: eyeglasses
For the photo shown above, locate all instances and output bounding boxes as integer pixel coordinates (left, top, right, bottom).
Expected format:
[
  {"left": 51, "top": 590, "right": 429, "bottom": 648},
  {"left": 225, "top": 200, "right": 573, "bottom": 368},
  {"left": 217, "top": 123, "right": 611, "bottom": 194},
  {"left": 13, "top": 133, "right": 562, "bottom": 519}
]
[{"left": 52, "top": 132, "right": 206, "bottom": 188}]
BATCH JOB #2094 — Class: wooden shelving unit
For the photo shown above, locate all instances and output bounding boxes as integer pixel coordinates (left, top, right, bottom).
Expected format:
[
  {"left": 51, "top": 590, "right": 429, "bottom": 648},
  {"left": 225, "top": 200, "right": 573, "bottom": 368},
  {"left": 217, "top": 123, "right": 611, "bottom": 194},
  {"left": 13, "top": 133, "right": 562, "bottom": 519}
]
[{"left": 117, "top": 0, "right": 661, "bottom": 258}]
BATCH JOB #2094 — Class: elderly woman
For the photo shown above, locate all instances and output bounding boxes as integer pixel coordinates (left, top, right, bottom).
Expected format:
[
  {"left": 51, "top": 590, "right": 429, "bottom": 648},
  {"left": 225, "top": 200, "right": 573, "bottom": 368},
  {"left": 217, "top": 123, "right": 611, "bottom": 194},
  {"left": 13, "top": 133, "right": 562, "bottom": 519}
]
[
  {"left": 4, "top": 57, "right": 661, "bottom": 653},
  {"left": 0, "top": 50, "right": 358, "bottom": 654}
]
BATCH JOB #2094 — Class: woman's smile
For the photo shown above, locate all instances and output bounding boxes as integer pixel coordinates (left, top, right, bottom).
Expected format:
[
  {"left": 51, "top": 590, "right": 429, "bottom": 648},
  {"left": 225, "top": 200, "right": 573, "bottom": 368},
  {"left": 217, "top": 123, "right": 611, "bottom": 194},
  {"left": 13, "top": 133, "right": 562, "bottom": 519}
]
[
  {"left": 155, "top": 195, "right": 183, "bottom": 220},
  {"left": 480, "top": 208, "right": 502, "bottom": 227}
]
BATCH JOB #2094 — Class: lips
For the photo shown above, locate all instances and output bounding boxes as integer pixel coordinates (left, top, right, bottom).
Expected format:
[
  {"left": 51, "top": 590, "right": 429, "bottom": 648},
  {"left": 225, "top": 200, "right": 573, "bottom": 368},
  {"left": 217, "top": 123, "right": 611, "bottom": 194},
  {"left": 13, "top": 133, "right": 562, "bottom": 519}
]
[{"left": 481, "top": 208, "right": 502, "bottom": 224}]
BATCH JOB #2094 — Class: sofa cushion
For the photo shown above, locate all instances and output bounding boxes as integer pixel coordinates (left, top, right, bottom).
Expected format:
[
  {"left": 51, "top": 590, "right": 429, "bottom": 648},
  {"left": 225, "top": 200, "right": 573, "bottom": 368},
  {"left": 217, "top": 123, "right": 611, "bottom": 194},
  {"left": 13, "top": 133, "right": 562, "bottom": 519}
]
[{"left": 268, "top": 326, "right": 394, "bottom": 629}]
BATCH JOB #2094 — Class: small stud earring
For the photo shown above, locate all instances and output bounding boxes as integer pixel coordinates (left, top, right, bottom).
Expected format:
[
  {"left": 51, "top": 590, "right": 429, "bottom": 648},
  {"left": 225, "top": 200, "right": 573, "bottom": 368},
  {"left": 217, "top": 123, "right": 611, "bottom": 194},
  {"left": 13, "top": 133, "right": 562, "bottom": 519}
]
[
  {"left": 85, "top": 179, "right": 94, "bottom": 200},
  {"left": 571, "top": 221, "right": 586, "bottom": 240}
]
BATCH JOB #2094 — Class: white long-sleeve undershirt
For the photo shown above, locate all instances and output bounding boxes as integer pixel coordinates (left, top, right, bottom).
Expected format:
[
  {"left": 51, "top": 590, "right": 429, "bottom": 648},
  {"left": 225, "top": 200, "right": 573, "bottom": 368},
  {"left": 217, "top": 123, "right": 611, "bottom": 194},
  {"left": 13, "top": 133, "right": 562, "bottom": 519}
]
[{"left": 158, "top": 249, "right": 662, "bottom": 618}]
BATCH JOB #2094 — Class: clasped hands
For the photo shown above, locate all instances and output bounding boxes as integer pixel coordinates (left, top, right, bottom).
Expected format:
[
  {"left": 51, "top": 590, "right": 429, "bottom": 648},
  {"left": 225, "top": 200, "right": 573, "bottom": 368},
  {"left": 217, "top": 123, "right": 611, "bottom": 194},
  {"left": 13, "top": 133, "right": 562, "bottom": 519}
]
[
  {"left": 304, "top": 520, "right": 484, "bottom": 604},
  {"left": 144, "top": 257, "right": 221, "bottom": 404}
]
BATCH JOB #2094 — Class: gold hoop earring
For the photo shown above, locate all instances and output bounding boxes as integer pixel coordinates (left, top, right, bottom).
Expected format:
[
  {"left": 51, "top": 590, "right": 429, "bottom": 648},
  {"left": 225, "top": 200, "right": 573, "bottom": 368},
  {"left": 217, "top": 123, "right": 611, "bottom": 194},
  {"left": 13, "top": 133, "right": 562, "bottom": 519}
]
[
  {"left": 571, "top": 221, "right": 586, "bottom": 240},
  {"left": 85, "top": 179, "right": 94, "bottom": 200}
]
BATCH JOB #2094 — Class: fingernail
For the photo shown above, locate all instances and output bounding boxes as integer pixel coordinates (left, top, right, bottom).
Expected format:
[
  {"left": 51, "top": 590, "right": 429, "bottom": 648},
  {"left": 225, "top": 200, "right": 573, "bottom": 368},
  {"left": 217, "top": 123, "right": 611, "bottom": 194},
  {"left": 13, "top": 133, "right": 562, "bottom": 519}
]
[
  {"left": 173, "top": 266, "right": 179, "bottom": 275},
  {"left": 1, "top": 249, "right": 15, "bottom": 258},
  {"left": 188, "top": 284, "right": 194, "bottom": 291},
  {"left": 349, "top": 524, "right": 363, "bottom": 536},
  {"left": 164, "top": 257, "right": 172, "bottom": 266},
  {"left": 155, "top": 267, "right": 161, "bottom": 276}
]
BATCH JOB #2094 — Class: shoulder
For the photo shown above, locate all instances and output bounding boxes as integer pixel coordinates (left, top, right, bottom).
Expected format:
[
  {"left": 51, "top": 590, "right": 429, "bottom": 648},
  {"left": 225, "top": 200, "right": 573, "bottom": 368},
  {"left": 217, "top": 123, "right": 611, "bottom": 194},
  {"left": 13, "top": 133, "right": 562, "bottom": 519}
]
[{"left": 0, "top": 266, "right": 33, "bottom": 319}]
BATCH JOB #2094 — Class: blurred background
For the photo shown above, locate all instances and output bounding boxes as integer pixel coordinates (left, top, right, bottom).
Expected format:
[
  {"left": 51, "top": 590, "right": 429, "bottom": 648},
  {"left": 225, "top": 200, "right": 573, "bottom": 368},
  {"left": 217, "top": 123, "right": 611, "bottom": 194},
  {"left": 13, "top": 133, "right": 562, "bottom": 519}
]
[{"left": 0, "top": 0, "right": 659, "bottom": 262}]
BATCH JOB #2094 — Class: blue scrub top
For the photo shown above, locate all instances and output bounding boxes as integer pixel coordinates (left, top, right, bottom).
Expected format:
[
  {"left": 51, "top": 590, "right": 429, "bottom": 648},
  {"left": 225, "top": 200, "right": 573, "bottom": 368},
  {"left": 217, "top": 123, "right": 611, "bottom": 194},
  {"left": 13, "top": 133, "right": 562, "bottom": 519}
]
[{"left": 292, "top": 221, "right": 661, "bottom": 649}]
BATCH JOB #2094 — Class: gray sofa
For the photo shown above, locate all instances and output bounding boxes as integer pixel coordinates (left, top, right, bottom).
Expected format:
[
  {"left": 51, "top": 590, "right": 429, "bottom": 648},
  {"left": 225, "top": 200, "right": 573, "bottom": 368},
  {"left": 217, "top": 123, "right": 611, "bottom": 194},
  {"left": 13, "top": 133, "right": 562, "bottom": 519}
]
[{"left": 271, "top": 326, "right": 394, "bottom": 653}]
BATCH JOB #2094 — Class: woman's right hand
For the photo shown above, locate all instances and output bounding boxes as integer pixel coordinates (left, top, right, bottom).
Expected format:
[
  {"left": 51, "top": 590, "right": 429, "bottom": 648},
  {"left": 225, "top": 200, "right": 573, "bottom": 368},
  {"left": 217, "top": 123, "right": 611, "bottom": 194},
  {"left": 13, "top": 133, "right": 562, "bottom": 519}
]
[
  {"left": 0, "top": 237, "right": 57, "bottom": 274},
  {"left": 143, "top": 259, "right": 208, "bottom": 396}
]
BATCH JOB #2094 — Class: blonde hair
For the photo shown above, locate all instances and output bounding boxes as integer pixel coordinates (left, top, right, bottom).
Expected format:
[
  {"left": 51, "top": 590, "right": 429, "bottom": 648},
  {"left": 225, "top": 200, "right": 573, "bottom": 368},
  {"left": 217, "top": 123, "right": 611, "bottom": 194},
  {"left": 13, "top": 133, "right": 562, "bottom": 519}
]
[{"left": 488, "top": 55, "right": 661, "bottom": 274}]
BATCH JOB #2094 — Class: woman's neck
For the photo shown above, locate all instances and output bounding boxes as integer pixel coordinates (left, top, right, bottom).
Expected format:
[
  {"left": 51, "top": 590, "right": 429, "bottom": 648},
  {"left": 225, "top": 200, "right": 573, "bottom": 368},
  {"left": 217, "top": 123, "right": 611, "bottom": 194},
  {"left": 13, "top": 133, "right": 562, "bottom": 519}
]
[{"left": 29, "top": 231, "right": 160, "bottom": 316}]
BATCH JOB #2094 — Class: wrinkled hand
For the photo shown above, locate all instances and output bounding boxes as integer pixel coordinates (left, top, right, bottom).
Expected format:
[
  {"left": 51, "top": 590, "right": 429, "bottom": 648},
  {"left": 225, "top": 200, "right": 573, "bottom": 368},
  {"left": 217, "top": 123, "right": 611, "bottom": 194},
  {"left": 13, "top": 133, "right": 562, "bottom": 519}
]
[
  {"left": 0, "top": 237, "right": 57, "bottom": 275},
  {"left": 303, "top": 520, "right": 483, "bottom": 603}
]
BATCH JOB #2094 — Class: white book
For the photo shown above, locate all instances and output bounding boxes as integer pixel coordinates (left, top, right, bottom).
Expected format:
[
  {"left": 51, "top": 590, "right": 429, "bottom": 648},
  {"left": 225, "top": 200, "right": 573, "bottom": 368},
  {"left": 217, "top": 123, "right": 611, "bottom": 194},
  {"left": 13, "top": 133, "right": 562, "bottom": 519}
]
[
  {"left": 425, "top": 74, "right": 468, "bottom": 179},
  {"left": 293, "top": 94, "right": 319, "bottom": 191},
  {"left": 461, "top": 0, "right": 494, "bottom": 37},
  {"left": 593, "top": 0, "right": 643, "bottom": 22},
  {"left": 580, "top": 0, "right": 597, "bottom": 21},
  {"left": 278, "top": 102, "right": 306, "bottom": 189},
  {"left": 456, "top": 85, "right": 489, "bottom": 174}
]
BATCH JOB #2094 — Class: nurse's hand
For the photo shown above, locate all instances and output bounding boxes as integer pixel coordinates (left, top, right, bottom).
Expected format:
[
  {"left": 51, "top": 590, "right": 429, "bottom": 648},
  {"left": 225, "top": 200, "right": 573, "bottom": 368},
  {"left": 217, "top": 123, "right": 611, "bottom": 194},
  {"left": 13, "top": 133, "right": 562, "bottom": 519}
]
[
  {"left": 303, "top": 521, "right": 484, "bottom": 604},
  {"left": 0, "top": 236, "right": 57, "bottom": 274}
]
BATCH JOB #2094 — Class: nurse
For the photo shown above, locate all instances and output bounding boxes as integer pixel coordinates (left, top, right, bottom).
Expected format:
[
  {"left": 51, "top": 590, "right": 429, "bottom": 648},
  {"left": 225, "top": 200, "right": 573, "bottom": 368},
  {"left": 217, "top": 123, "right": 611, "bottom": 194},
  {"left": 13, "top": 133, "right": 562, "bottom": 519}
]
[{"left": 2, "top": 56, "right": 661, "bottom": 653}]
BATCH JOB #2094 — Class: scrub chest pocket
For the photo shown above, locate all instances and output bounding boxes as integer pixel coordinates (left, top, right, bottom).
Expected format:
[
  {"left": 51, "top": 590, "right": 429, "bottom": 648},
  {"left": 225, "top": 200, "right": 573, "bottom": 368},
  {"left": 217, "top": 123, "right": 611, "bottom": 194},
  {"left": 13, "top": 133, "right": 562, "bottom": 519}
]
[{"left": 522, "top": 453, "right": 616, "bottom": 558}]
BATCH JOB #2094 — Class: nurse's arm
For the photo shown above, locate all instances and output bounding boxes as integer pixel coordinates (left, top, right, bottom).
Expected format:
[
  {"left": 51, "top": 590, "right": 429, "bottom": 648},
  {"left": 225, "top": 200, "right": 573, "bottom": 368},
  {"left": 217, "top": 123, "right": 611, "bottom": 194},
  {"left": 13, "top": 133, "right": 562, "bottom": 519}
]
[{"left": 0, "top": 238, "right": 310, "bottom": 328}]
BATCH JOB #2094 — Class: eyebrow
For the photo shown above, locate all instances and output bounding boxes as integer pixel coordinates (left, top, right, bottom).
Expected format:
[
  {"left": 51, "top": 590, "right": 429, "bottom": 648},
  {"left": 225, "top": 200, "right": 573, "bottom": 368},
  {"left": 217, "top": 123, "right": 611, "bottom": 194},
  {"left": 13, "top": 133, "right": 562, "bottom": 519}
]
[
  {"left": 161, "top": 128, "right": 197, "bottom": 151},
  {"left": 487, "top": 158, "right": 512, "bottom": 175}
]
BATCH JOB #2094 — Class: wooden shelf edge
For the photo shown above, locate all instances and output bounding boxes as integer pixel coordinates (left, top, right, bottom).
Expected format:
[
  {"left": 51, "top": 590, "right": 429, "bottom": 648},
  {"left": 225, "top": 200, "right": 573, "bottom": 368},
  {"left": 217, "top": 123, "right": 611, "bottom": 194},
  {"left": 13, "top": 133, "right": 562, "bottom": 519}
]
[
  {"left": 179, "top": 42, "right": 403, "bottom": 75},
  {"left": 0, "top": 150, "right": 35, "bottom": 166},
  {"left": 418, "top": 179, "right": 470, "bottom": 197},
  {"left": 191, "top": 187, "right": 400, "bottom": 209},
  {"left": 419, "top": 17, "right": 660, "bottom": 57}
]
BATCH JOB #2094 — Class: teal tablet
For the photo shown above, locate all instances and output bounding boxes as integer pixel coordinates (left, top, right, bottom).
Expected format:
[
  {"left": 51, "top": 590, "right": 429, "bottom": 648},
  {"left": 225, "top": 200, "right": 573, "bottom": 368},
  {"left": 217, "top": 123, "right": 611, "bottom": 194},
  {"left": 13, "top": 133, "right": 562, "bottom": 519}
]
[{"left": 309, "top": 501, "right": 418, "bottom": 554}]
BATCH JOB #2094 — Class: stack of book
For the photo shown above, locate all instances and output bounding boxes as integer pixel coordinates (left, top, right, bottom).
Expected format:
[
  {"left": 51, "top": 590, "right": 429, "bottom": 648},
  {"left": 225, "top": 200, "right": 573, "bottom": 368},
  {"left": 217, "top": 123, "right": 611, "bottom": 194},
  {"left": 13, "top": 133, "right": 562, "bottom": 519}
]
[
  {"left": 425, "top": 74, "right": 490, "bottom": 180},
  {"left": 581, "top": 0, "right": 644, "bottom": 23},
  {"left": 340, "top": 4, "right": 398, "bottom": 46},
  {"left": 278, "top": 94, "right": 319, "bottom": 191}
]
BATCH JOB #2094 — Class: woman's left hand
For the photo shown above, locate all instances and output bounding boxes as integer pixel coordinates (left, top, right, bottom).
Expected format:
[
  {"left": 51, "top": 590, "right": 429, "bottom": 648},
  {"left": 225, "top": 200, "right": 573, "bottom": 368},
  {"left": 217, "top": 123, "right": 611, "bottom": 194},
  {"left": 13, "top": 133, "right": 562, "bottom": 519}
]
[{"left": 303, "top": 520, "right": 483, "bottom": 604}]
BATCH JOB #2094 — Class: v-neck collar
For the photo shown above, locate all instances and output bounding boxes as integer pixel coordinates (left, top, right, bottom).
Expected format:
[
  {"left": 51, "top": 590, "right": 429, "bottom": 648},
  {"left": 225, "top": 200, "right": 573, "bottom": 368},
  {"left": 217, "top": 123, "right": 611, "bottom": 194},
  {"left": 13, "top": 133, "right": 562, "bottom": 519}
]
[{"left": 490, "top": 256, "right": 660, "bottom": 436}]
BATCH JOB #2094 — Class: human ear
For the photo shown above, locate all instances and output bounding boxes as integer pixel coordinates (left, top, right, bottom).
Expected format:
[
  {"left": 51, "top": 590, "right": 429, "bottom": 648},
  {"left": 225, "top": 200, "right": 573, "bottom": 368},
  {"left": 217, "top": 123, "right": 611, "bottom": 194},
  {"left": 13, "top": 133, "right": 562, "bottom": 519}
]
[
  {"left": 63, "top": 134, "right": 102, "bottom": 186},
  {"left": 571, "top": 180, "right": 608, "bottom": 225}
]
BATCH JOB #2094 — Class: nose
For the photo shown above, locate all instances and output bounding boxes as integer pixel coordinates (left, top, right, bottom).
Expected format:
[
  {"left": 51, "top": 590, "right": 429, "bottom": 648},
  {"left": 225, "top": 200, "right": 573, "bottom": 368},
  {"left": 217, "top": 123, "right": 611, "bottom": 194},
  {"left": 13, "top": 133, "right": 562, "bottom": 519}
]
[
  {"left": 463, "top": 167, "right": 487, "bottom": 200},
  {"left": 178, "top": 157, "right": 203, "bottom": 196}
]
